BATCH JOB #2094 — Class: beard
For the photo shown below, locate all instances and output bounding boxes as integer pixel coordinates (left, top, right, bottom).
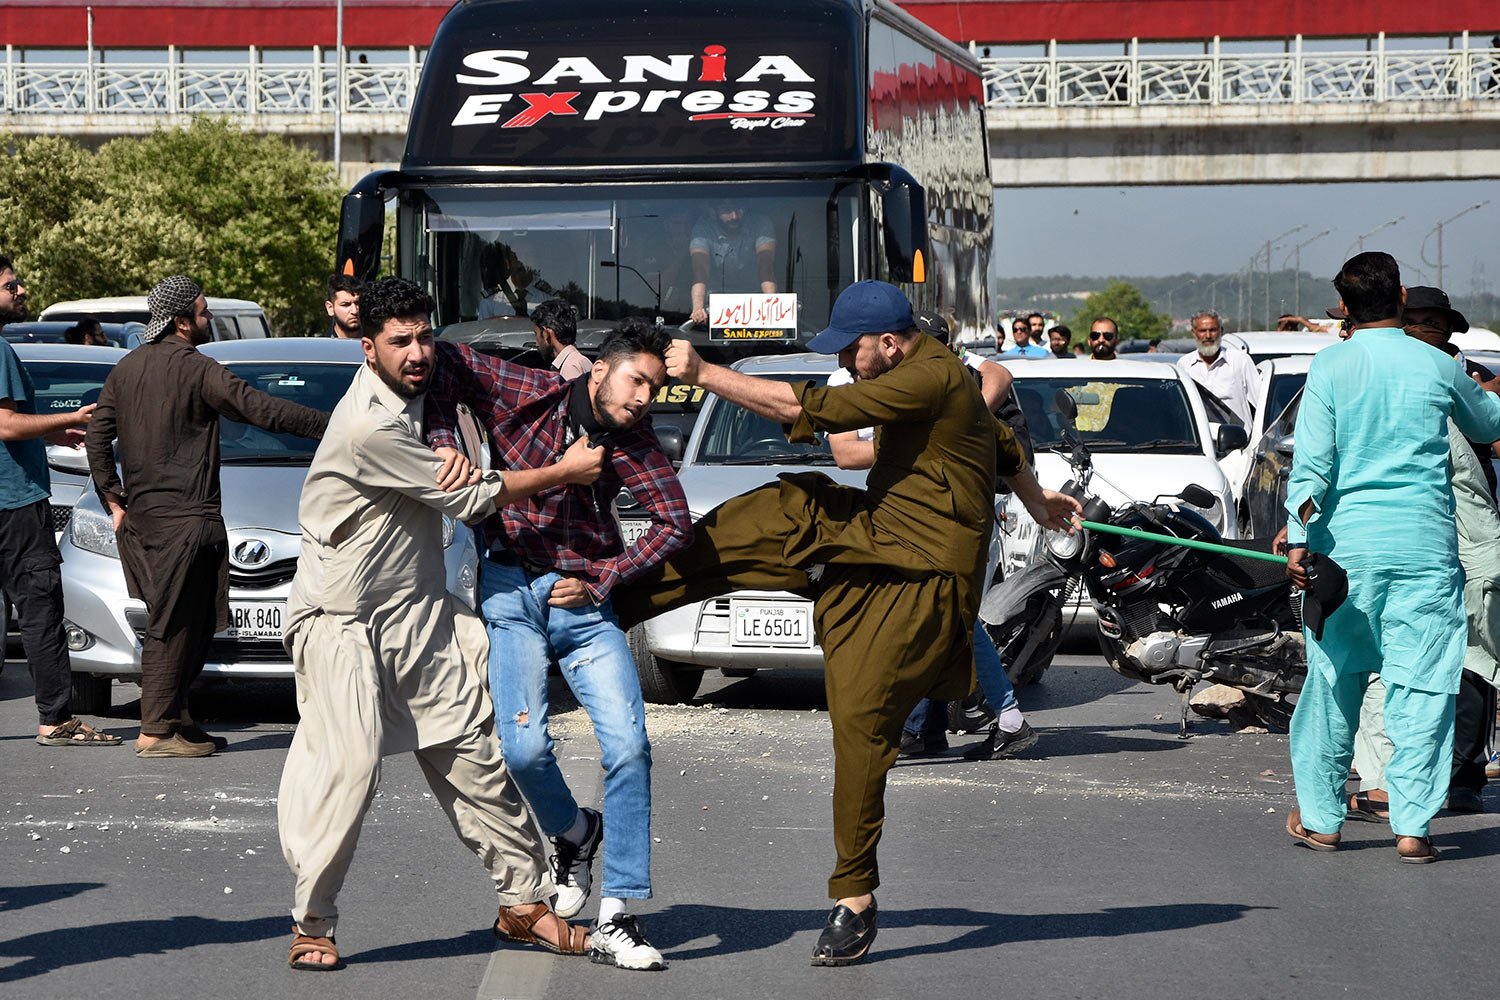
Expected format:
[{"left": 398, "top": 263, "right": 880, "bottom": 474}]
[
  {"left": 592, "top": 374, "right": 635, "bottom": 432},
  {"left": 1197, "top": 340, "right": 1221, "bottom": 358},
  {"left": 0, "top": 304, "right": 28, "bottom": 327},
  {"left": 373, "top": 356, "right": 431, "bottom": 400},
  {"left": 334, "top": 314, "right": 360, "bottom": 337}
]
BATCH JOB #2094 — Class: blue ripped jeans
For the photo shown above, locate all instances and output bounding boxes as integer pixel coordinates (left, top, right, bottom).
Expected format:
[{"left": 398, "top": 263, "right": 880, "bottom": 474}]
[{"left": 479, "top": 557, "right": 652, "bottom": 899}]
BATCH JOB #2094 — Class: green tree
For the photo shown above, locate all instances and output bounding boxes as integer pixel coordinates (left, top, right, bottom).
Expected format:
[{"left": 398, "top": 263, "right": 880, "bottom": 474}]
[
  {"left": 0, "top": 119, "right": 341, "bottom": 336},
  {"left": 1068, "top": 279, "right": 1172, "bottom": 344}
]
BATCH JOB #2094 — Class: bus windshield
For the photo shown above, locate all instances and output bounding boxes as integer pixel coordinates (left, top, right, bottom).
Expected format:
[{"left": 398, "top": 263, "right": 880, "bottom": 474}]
[{"left": 408, "top": 180, "right": 860, "bottom": 333}]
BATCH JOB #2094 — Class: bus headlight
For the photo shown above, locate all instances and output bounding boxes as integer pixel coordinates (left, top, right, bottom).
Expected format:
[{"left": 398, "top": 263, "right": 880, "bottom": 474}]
[{"left": 69, "top": 507, "right": 119, "bottom": 559}]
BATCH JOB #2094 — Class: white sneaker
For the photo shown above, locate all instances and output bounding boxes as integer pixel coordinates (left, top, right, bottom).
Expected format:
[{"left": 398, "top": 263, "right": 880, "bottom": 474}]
[
  {"left": 549, "top": 807, "right": 602, "bottom": 918},
  {"left": 589, "top": 914, "right": 665, "bottom": 971}
]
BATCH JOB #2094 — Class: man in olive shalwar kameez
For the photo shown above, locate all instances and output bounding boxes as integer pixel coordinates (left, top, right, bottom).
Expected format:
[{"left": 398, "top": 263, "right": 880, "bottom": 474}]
[
  {"left": 613, "top": 281, "right": 1079, "bottom": 966},
  {"left": 87, "top": 276, "right": 328, "bottom": 757},
  {"left": 277, "top": 279, "right": 601, "bottom": 970}
]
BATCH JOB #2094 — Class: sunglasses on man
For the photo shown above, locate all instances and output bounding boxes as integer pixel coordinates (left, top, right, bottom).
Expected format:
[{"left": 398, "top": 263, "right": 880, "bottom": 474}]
[
  {"left": 1088, "top": 330, "right": 1118, "bottom": 342},
  {"left": 1, "top": 279, "right": 23, "bottom": 294}
]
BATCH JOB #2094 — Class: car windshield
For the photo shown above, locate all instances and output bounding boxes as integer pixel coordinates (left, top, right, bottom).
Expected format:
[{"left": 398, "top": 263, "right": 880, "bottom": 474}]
[
  {"left": 219, "top": 362, "right": 357, "bottom": 463},
  {"left": 1264, "top": 371, "right": 1307, "bottom": 427},
  {"left": 1013, "top": 376, "right": 1202, "bottom": 454},
  {"left": 409, "top": 180, "right": 859, "bottom": 334},
  {"left": 695, "top": 373, "right": 835, "bottom": 465}
]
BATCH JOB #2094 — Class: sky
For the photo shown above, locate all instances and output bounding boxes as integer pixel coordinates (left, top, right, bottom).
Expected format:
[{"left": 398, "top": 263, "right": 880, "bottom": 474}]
[{"left": 992, "top": 179, "right": 1500, "bottom": 296}]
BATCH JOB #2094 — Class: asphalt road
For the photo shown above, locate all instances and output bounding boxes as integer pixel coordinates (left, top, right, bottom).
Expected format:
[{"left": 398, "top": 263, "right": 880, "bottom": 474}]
[{"left": 2, "top": 643, "right": 1498, "bottom": 1000}]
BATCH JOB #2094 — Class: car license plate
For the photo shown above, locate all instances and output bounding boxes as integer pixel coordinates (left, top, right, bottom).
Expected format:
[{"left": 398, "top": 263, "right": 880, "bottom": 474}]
[
  {"left": 731, "top": 600, "right": 812, "bottom": 647},
  {"left": 220, "top": 601, "right": 284, "bottom": 641},
  {"left": 620, "top": 519, "right": 651, "bottom": 545}
]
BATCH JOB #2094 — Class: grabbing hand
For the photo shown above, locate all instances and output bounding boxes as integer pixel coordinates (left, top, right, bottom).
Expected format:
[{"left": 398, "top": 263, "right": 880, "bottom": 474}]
[
  {"left": 1473, "top": 369, "right": 1500, "bottom": 396},
  {"left": 1286, "top": 547, "right": 1310, "bottom": 590},
  {"left": 73, "top": 403, "right": 96, "bottom": 427},
  {"left": 665, "top": 339, "right": 703, "bottom": 384},
  {"left": 1023, "top": 489, "right": 1083, "bottom": 533},
  {"left": 557, "top": 436, "right": 605, "bottom": 485},
  {"left": 434, "top": 447, "right": 474, "bottom": 492},
  {"left": 690, "top": 306, "right": 708, "bottom": 326},
  {"left": 548, "top": 576, "right": 591, "bottom": 608},
  {"left": 1272, "top": 525, "right": 1289, "bottom": 556},
  {"left": 45, "top": 427, "right": 86, "bottom": 448}
]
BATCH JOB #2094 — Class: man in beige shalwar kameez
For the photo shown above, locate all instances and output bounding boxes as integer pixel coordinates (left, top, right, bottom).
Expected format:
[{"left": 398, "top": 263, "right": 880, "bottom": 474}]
[{"left": 276, "top": 279, "right": 603, "bottom": 970}]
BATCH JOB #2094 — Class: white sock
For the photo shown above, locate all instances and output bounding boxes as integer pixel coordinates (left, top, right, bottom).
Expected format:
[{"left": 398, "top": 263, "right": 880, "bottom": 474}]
[
  {"left": 998, "top": 707, "right": 1025, "bottom": 732},
  {"left": 560, "top": 809, "right": 589, "bottom": 846},
  {"left": 598, "top": 897, "right": 627, "bottom": 925}
]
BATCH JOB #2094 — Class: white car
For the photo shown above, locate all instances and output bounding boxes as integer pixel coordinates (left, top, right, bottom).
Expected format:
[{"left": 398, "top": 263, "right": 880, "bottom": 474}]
[
  {"left": 1222, "top": 330, "right": 1340, "bottom": 364},
  {"left": 996, "top": 359, "right": 1244, "bottom": 626},
  {"left": 620, "top": 352, "right": 1003, "bottom": 703},
  {"left": 40, "top": 296, "right": 272, "bottom": 342}
]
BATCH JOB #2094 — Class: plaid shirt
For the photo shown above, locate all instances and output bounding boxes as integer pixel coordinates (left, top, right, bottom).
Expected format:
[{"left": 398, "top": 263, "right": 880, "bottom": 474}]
[{"left": 425, "top": 342, "right": 692, "bottom": 603}]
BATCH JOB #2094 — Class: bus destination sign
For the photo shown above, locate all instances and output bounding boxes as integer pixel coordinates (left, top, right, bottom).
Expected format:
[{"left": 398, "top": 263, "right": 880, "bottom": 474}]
[{"left": 708, "top": 293, "right": 799, "bottom": 342}]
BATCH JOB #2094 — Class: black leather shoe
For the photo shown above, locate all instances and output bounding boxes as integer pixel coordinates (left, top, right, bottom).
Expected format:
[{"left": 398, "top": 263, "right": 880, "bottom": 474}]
[
  {"left": 1447, "top": 787, "right": 1484, "bottom": 813},
  {"left": 811, "top": 899, "right": 878, "bottom": 967}
]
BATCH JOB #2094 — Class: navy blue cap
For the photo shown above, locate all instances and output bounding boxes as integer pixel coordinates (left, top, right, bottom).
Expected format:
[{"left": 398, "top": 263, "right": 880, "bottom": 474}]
[{"left": 806, "top": 280, "right": 915, "bottom": 354}]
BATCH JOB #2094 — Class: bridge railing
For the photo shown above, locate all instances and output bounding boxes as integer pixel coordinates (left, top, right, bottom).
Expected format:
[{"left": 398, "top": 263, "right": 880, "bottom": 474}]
[
  {"left": 0, "top": 46, "right": 420, "bottom": 116},
  {"left": 981, "top": 34, "right": 1500, "bottom": 109}
]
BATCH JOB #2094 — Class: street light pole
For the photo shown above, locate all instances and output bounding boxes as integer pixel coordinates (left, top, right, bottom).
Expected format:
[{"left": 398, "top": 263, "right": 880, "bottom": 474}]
[
  {"left": 333, "top": 0, "right": 344, "bottom": 180},
  {"left": 1347, "top": 216, "right": 1403, "bottom": 258},
  {"left": 1421, "top": 201, "right": 1488, "bottom": 290},
  {"left": 1281, "top": 228, "right": 1333, "bottom": 318},
  {"left": 1261, "top": 224, "right": 1305, "bottom": 328}
]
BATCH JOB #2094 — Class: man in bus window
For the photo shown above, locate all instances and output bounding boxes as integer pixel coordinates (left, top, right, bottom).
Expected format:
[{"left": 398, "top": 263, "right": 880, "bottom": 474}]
[{"left": 688, "top": 200, "right": 777, "bottom": 325}]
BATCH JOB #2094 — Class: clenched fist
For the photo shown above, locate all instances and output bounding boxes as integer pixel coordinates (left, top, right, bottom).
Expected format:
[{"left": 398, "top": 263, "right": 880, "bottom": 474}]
[{"left": 665, "top": 339, "right": 704, "bottom": 385}]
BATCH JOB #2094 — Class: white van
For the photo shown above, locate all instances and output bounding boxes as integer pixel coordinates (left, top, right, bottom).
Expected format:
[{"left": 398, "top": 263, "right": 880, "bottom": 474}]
[{"left": 40, "top": 296, "right": 272, "bottom": 342}]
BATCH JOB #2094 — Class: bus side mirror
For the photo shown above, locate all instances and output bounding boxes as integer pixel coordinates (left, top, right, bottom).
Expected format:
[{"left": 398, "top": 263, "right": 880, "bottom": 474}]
[
  {"left": 335, "top": 171, "right": 398, "bottom": 281},
  {"left": 866, "top": 163, "right": 929, "bottom": 284}
]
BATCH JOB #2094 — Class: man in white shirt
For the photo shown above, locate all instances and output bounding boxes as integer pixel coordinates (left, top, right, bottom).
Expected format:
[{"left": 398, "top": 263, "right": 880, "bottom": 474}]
[{"left": 1176, "top": 310, "right": 1260, "bottom": 426}]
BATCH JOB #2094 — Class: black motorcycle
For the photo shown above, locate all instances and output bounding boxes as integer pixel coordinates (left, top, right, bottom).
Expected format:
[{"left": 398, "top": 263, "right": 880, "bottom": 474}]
[{"left": 982, "top": 389, "right": 1304, "bottom": 731}]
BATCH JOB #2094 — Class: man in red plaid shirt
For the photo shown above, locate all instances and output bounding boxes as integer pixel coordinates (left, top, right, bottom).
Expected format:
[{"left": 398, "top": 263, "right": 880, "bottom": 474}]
[{"left": 425, "top": 317, "right": 690, "bottom": 971}]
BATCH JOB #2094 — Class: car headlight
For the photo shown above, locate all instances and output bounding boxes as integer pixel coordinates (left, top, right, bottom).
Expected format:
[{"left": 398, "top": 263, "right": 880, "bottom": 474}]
[
  {"left": 69, "top": 506, "right": 119, "bottom": 559},
  {"left": 441, "top": 515, "right": 456, "bottom": 549}
]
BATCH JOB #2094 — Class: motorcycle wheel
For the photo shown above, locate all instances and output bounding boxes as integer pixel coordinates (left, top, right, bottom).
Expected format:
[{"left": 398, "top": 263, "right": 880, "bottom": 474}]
[{"left": 986, "top": 589, "right": 1065, "bottom": 687}]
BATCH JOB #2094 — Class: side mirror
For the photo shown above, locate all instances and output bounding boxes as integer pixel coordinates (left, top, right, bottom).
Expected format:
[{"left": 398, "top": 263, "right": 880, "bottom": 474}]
[
  {"left": 1053, "top": 388, "right": 1079, "bottom": 423},
  {"left": 335, "top": 170, "right": 399, "bottom": 281},
  {"left": 1178, "top": 483, "right": 1218, "bottom": 509},
  {"left": 655, "top": 425, "right": 685, "bottom": 466},
  {"left": 865, "top": 163, "right": 929, "bottom": 284},
  {"left": 1215, "top": 424, "right": 1250, "bottom": 457},
  {"left": 1273, "top": 433, "right": 1295, "bottom": 458}
]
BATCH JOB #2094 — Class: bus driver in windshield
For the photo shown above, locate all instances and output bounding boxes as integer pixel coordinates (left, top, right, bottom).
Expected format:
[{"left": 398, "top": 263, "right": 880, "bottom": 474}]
[{"left": 688, "top": 200, "right": 777, "bottom": 325}]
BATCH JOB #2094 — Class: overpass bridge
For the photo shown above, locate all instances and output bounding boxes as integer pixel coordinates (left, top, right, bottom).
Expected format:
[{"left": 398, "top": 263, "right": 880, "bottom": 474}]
[{"left": 2, "top": 0, "right": 1499, "bottom": 186}]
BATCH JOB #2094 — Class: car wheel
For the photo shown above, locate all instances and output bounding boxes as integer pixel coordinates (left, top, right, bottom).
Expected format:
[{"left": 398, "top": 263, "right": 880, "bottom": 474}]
[
  {"left": 71, "top": 673, "right": 112, "bottom": 716},
  {"left": 627, "top": 625, "right": 704, "bottom": 704}
]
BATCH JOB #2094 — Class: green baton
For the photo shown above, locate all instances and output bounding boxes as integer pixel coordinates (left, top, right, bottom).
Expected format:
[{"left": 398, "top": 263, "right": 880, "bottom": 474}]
[{"left": 1078, "top": 519, "right": 1288, "bottom": 566}]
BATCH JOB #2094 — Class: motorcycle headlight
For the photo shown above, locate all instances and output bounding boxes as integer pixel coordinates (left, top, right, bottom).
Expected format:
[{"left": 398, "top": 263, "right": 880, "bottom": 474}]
[
  {"left": 1045, "top": 527, "right": 1084, "bottom": 562},
  {"left": 441, "top": 515, "right": 456, "bottom": 549},
  {"left": 69, "top": 506, "right": 119, "bottom": 559}
]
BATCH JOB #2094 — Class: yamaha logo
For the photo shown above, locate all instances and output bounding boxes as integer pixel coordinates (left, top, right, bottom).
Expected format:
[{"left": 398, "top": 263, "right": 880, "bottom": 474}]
[{"left": 232, "top": 539, "right": 272, "bottom": 567}]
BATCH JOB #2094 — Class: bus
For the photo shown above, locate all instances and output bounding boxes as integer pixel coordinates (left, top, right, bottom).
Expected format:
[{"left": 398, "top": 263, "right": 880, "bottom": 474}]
[{"left": 336, "top": 0, "right": 993, "bottom": 436}]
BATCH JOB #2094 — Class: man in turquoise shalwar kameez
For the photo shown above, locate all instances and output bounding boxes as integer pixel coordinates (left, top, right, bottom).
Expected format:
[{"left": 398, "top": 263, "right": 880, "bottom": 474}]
[{"left": 1283, "top": 252, "right": 1500, "bottom": 863}]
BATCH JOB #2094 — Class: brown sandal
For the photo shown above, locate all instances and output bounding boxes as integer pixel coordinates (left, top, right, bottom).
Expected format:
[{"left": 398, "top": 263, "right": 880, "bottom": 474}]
[
  {"left": 494, "top": 903, "right": 590, "bottom": 956},
  {"left": 1397, "top": 836, "right": 1440, "bottom": 864},
  {"left": 288, "top": 928, "right": 342, "bottom": 971},
  {"left": 36, "top": 718, "right": 121, "bottom": 747},
  {"left": 1285, "top": 808, "right": 1340, "bottom": 851},
  {"left": 1346, "top": 791, "right": 1390, "bottom": 823}
]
